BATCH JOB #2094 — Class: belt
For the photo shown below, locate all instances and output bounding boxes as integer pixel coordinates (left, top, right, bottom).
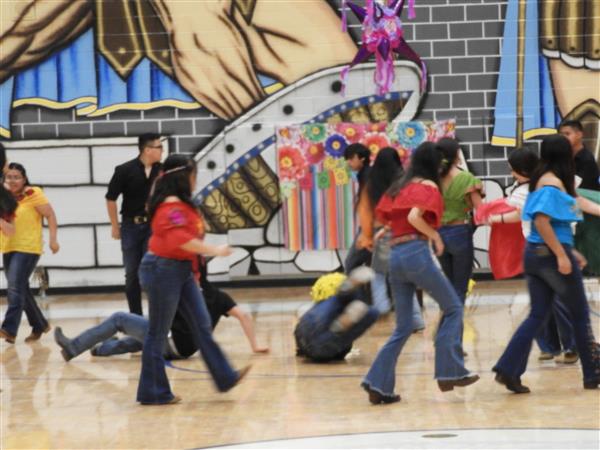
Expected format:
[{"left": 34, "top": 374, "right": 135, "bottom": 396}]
[
  {"left": 389, "top": 233, "right": 428, "bottom": 247},
  {"left": 123, "top": 215, "right": 148, "bottom": 224}
]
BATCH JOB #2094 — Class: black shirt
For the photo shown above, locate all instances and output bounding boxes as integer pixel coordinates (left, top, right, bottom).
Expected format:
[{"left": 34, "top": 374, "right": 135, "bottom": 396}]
[
  {"left": 105, "top": 158, "right": 161, "bottom": 217},
  {"left": 574, "top": 147, "right": 600, "bottom": 191}
]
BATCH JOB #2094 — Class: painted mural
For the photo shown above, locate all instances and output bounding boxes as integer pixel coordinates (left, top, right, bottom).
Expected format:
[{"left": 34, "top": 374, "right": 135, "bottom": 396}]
[{"left": 491, "top": 0, "right": 600, "bottom": 151}]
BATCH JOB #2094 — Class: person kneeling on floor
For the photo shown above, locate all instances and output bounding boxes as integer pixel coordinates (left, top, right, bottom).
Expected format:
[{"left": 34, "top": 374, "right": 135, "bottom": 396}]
[{"left": 295, "top": 267, "right": 379, "bottom": 362}]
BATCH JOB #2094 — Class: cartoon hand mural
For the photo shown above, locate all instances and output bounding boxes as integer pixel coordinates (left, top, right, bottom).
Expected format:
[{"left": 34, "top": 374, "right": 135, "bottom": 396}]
[
  {"left": 0, "top": 0, "right": 92, "bottom": 83},
  {"left": 1, "top": 0, "right": 357, "bottom": 121}
]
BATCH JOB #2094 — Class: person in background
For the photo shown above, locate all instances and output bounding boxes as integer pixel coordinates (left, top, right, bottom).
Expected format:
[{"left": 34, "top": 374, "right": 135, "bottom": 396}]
[
  {"left": 0, "top": 163, "right": 59, "bottom": 343},
  {"left": 53, "top": 255, "right": 268, "bottom": 360},
  {"left": 493, "top": 134, "right": 600, "bottom": 393},
  {"left": 105, "top": 133, "right": 163, "bottom": 315},
  {"left": 295, "top": 267, "right": 379, "bottom": 363},
  {"left": 361, "top": 142, "right": 478, "bottom": 405},
  {"left": 136, "top": 154, "right": 249, "bottom": 405},
  {"left": 0, "top": 144, "right": 17, "bottom": 238},
  {"left": 343, "top": 143, "right": 372, "bottom": 274}
]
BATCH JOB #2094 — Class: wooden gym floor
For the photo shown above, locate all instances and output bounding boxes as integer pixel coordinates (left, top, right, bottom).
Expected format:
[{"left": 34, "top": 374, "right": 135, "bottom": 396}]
[{"left": 1, "top": 280, "right": 599, "bottom": 449}]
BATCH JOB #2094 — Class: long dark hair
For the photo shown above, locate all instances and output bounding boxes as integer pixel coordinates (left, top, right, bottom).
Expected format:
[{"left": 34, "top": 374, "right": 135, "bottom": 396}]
[
  {"left": 147, "top": 154, "right": 197, "bottom": 218},
  {"left": 0, "top": 146, "right": 17, "bottom": 217},
  {"left": 437, "top": 138, "right": 461, "bottom": 177},
  {"left": 529, "top": 134, "right": 576, "bottom": 196},
  {"left": 508, "top": 146, "right": 539, "bottom": 178},
  {"left": 387, "top": 142, "right": 442, "bottom": 197},
  {"left": 366, "top": 147, "right": 403, "bottom": 204}
]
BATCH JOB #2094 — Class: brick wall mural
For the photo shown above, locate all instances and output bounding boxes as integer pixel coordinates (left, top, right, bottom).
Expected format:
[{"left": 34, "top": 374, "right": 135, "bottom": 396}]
[{"left": 1, "top": 1, "right": 597, "bottom": 287}]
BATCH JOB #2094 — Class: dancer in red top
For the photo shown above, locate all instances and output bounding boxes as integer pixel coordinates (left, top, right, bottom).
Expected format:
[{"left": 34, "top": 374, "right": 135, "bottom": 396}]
[
  {"left": 361, "top": 142, "right": 478, "bottom": 405},
  {"left": 136, "top": 154, "right": 249, "bottom": 405}
]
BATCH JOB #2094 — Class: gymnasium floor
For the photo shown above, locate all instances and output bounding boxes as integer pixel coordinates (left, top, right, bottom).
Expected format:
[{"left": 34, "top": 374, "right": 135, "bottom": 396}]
[{"left": 1, "top": 280, "right": 599, "bottom": 449}]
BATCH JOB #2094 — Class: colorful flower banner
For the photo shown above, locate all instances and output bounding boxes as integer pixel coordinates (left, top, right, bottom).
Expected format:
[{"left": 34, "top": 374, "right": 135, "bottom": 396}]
[{"left": 276, "top": 120, "right": 455, "bottom": 250}]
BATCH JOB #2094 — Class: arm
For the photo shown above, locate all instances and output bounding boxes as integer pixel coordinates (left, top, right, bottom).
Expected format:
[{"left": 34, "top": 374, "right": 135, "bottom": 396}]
[
  {"left": 534, "top": 213, "right": 571, "bottom": 274},
  {"left": 407, "top": 207, "right": 444, "bottom": 256},
  {"left": 35, "top": 204, "right": 59, "bottom": 253},
  {"left": 106, "top": 200, "right": 120, "bottom": 239},
  {"left": 356, "top": 189, "right": 374, "bottom": 251},
  {"left": 180, "top": 239, "right": 232, "bottom": 257},
  {"left": 228, "top": 306, "right": 269, "bottom": 354},
  {"left": 489, "top": 209, "right": 522, "bottom": 224},
  {"left": 576, "top": 196, "right": 600, "bottom": 216},
  {"left": 469, "top": 191, "right": 483, "bottom": 209},
  {"left": 0, "top": 218, "right": 15, "bottom": 236}
]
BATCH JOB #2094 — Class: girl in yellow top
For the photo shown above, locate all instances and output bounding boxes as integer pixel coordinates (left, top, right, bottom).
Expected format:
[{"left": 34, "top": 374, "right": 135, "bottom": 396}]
[
  {"left": 437, "top": 138, "right": 484, "bottom": 305},
  {"left": 0, "top": 163, "right": 59, "bottom": 344}
]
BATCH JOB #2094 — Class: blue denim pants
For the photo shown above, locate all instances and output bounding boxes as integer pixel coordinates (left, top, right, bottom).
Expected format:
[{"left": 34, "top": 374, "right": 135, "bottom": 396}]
[
  {"left": 120, "top": 221, "right": 150, "bottom": 315},
  {"left": 438, "top": 224, "right": 474, "bottom": 303},
  {"left": 494, "top": 243, "right": 600, "bottom": 384},
  {"left": 62, "top": 312, "right": 146, "bottom": 357},
  {"left": 1, "top": 252, "right": 47, "bottom": 337},
  {"left": 535, "top": 298, "right": 576, "bottom": 355},
  {"left": 295, "top": 294, "right": 379, "bottom": 362},
  {"left": 136, "top": 254, "right": 238, "bottom": 404},
  {"left": 363, "top": 240, "right": 468, "bottom": 396}
]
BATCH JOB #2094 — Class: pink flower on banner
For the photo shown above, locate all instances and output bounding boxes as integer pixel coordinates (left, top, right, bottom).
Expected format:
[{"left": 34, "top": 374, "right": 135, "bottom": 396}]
[
  {"left": 363, "top": 132, "right": 390, "bottom": 156},
  {"left": 299, "top": 171, "right": 313, "bottom": 190},
  {"left": 305, "top": 142, "right": 325, "bottom": 165},
  {"left": 278, "top": 146, "right": 307, "bottom": 181},
  {"left": 336, "top": 123, "right": 364, "bottom": 143},
  {"left": 368, "top": 122, "right": 387, "bottom": 133}
]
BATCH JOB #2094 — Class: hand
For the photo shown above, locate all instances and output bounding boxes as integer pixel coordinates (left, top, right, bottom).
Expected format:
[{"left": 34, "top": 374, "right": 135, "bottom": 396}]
[
  {"left": 557, "top": 254, "right": 572, "bottom": 275},
  {"left": 487, "top": 215, "right": 499, "bottom": 225},
  {"left": 572, "top": 249, "right": 588, "bottom": 269},
  {"left": 356, "top": 234, "right": 373, "bottom": 252},
  {"left": 432, "top": 233, "right": 444, "bottom": 256},
  {"left": 373, "top": 227, "right": 387, "bottom": 242},
  {"left": 49, "top": 239, "right": 60, "bottom": 254},
  {"left": 111, "top": 225, "right": 121, "bottom": 240},
  {"left": 252, "top": 346, "right": 270, "bottom": 354},
  {"left": 215, "top": 244, "right": 233, "bottom": 257}
]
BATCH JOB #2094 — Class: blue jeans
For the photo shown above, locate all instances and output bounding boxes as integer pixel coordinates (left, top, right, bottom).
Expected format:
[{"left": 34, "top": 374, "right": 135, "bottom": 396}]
[
  {"left": 438, "top": 224, "right": 474, "bottom": 303},
  {"left": 1, "top": 252, "right": 47, "bottom": 337},
  {"left": 494, "top": 243, "right": 600, "bottom": 384},
  {"left": 363, "top": 240, "right": 468, "bottom": 396},
  {"left": 120, "top": 221, "right": 150, "bottom": 315},
  {"left": 136, "top": 254, "right": 238, "bottom": 404},
  {"left": 535, "top": 299, "right": 576, "bottom": 354},
  {"left": 371, "top": 272, "right": 424, "bottom": 330},
  {"left": 295, "top": 294, "right": 379, "bottom": 362},
  {"left": 62, "top": 312, "right": 146, "bottom": 357}
]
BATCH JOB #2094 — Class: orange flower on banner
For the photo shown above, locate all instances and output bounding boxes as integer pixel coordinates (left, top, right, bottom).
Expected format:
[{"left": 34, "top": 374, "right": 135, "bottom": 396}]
[
  {"left": 363, "top": 132, "right": 390, "bottom": 156},
  {"left": 305, "top": 142, "right": 325, "bottom": 164},
  {"left": 368, "top": 122, "right": 387, "bottom": 133},
  {"left": 333, "top": 167, "right": 350, "bottom": 185},
  {"left": 278, "top": 146, "right": 307, "bottom": 181},
  {"left": 336, "top": 123, "right": 364, "bottom": 143}
]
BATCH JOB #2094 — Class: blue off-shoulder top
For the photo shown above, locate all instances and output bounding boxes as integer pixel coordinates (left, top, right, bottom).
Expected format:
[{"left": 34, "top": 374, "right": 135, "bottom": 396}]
[{"left": 522, "top": 186, "right": 582, "bottom": 246}]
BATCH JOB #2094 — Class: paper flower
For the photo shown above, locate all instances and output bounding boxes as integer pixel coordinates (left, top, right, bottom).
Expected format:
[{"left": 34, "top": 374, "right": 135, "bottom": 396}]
[
  {"left": 333, "top": 167, "right": 350, "bottom": 185},
  {"left": 317, "top": 170, "right": 331, "bottom": 189},
  {"left": 279, "top": 181, "right": 296, "bottom": 199},
  {"left": 303, "top": 124, "right": 327, "bottom": 142},
  {"left": 337, "top": 123, "right": 364, "bottom": 143},
  {"left": 395, "top": 121, "right": 426, "bottom": 149},
  {"left": 323, "top": 155, "right": 338, "bottom": 171},
  {"left": 310, "top": 272, "right": 347, "bottom": 302},
  {"left": 305, "top": 142, "right": 325, "bottom": 165},
  {"left": 278, "top": 146, "right": 307, "bottom": 181},
  {"left": 363, "top": 132, "right": 390, "bottom": 155},
  {"left": 325, "top": 134, "right": 348, "bottom": 158},
  {"left": 299, "top": 171, "right": 313, "bottom": 190}
]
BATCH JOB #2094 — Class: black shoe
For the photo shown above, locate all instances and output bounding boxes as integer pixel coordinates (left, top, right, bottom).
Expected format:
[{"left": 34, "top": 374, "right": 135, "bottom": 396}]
[
  {"left": 494, "top": 372, "right": 530, "bottom": 394},
  {"left": 361, "top": 383, "right": 400, "bottom": 405},
  {"left": 583, "top": 379, "right": 599, "bottom": 390},
  {"left": 53, "top": 327, "right": 74, "bottom": 361},
  {"left": 437, "top": 373, "right": 480, "bottom": 392}
]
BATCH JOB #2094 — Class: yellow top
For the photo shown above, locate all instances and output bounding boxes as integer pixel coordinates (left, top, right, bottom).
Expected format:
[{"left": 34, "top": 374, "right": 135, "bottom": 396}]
[{"left": 0, "top": 186, "right": 48, "bottom": 255}]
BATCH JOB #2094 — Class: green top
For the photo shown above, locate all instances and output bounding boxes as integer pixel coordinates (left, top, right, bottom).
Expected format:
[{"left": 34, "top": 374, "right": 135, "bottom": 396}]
[
  {"left": 577, "top": 188, "right": 600, "bottom": 204},
  {"left": 442, "top": 171, "right": 483, "bottom": 224}
]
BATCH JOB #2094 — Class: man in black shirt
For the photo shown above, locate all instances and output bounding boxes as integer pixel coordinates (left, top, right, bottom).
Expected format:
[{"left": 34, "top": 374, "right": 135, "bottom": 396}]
[
  {"left": 559, "top": 120, "right": 600, "bottom": 191},
  {"left": 105, "top": 134, "right": 163, "bottom": 315}
]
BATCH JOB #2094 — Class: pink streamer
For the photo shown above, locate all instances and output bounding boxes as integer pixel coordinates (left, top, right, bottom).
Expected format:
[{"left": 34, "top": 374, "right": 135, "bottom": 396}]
[
  {"left": 341, "top": 0, "right": 347, "bottom": 32},
  {"left": 407, "top": 0, "right": 416, "bottom": 19}
]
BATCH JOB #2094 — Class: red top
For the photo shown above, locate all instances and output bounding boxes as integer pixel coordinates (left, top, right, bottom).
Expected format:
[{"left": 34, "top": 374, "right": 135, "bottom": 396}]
[
  {"left": 375, "top": 183, "right": 444, "bottom": 238},
  {"left": 148, "top": 201, "right": 205, "bottom": 273}
]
